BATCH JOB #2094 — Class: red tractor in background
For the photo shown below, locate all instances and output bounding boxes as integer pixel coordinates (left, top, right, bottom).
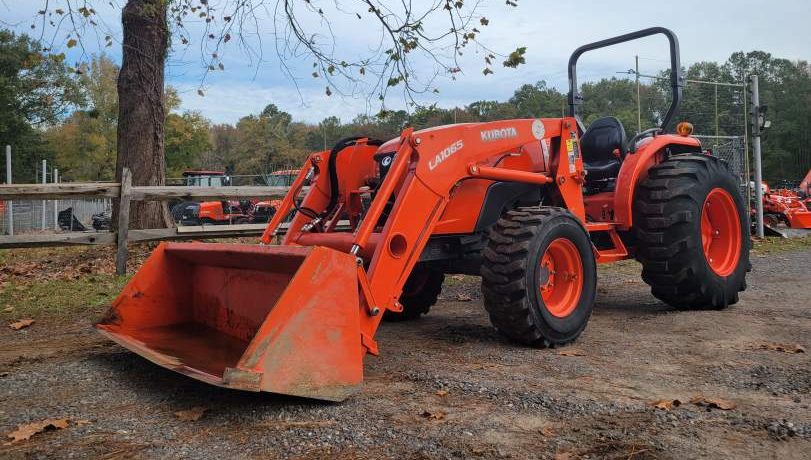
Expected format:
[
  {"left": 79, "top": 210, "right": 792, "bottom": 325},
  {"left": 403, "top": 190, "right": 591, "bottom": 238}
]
[
  {"left": 756, "top": 180, "right": 811, "bottom": 232},
  {"left": 171, "top": 170, "right": 245, "bottom": 225},
  {"left": 171, "top": 169, "right": 300, "bottom": 225}
]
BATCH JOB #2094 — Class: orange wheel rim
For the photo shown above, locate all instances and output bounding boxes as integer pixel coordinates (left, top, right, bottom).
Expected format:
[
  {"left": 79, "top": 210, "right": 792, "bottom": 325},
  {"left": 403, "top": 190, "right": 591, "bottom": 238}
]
[
  {"left": 701, "top": 188, "right": 742, "bottom": 277},
  {"left": 539, "top": 238, "right": 584, "bottom": 318}
]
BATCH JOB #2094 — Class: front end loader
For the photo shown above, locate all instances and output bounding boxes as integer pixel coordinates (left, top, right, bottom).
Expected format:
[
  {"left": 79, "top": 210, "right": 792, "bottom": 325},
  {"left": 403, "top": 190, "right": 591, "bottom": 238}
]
[{"left": 98, "top": 27, "right": 750, "bottom": 401}]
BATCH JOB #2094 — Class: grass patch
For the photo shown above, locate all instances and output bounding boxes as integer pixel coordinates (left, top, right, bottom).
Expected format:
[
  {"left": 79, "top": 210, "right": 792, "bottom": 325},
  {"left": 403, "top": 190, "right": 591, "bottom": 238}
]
[
  {"left": 1, "top": 274, "right": 129, "bottom": 321},
  {"left": 751, "top": 235, "right": 811, "bottom": 255}
]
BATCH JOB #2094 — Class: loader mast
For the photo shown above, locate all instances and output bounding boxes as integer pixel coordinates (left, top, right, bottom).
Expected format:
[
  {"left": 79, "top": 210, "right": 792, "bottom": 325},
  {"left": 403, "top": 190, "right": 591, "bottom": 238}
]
[{"left": 258, "top": 118, "right": 585, "bottom": 344}]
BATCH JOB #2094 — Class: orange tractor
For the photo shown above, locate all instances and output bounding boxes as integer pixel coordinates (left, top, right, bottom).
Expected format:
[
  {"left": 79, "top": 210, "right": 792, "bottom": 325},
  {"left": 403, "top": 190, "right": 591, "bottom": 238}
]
[
  {"left": 97, "top": 28, "right": 750, "bottom": 401},
  {"left": 759, "top": 182, "right": 811, "bottom": 230}
]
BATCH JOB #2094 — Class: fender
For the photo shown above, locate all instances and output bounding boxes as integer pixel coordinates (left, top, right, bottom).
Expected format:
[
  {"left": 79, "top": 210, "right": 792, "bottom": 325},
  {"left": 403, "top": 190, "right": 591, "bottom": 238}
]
[{"left": 613, "top": 134, "right": 701, "bottom": 229}]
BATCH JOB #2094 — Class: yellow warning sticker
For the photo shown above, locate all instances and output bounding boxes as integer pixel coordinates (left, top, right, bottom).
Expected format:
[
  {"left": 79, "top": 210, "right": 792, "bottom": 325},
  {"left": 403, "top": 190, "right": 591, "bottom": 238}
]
[{"left": 565, "top": 139, "right": 576, "bottom": 173}]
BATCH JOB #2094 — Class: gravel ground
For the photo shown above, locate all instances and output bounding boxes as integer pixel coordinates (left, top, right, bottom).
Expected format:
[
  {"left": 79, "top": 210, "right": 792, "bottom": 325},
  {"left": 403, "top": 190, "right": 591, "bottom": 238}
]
[{"left": 1, "top": 245, "right": 809, "bottom": 459}]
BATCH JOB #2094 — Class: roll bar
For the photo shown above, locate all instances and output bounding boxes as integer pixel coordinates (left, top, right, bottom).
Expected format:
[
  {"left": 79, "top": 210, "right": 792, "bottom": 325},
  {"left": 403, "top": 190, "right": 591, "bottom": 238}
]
[{"left": 568, "top": 27, "right": 683, "bottom": 133}]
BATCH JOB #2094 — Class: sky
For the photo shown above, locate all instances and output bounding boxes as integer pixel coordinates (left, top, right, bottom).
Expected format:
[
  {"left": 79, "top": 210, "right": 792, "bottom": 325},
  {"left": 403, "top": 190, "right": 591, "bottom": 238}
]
[{"left": 1, "top": 0, "right": 809, "bottom": 124}]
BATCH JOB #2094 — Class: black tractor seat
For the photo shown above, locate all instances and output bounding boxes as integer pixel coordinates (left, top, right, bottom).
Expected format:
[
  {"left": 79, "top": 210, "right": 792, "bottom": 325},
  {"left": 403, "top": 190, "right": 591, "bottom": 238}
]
[{"left": 580, "top": 116, "right": 627, "bottom": 181}]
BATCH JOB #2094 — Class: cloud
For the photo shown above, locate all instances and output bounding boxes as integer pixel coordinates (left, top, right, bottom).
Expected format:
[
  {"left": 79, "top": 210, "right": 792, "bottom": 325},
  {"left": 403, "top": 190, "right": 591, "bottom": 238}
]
[{"left": 4, "top": 0, "right": 809, "bottom": 126}]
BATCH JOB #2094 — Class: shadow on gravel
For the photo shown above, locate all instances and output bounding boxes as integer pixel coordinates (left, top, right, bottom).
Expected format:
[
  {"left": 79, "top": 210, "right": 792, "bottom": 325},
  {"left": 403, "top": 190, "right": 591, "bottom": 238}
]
[{"left": 87, "top": 348, "right": 335, "bottom": 409}]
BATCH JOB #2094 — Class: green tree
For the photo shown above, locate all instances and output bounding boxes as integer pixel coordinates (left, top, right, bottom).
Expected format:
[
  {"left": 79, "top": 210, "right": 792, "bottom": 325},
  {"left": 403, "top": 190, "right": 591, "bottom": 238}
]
[
  {"left": 46, "top": 55, "right": 119, "bottom": 181},
  {"left": 0, "top": 29, "right": 83, "bottom": 182},
  {"left": 509, "top": 81, "right": 567, "bottom": 118},
  {"left": 165, "top": 111, "right": 212, "bottom": 177}
]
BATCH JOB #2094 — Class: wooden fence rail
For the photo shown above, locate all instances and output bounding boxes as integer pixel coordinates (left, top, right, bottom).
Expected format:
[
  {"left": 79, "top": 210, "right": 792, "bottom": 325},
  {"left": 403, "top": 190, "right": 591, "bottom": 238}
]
[{"left": 0, "top": 168, "right": 293, "bottom": 274}]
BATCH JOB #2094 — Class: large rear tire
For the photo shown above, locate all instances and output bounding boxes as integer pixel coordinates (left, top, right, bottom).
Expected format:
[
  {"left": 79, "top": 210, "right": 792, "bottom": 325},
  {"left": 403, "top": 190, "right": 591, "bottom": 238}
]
[
  {"left": 634, "top": 154, "right": 750, "bottom": 310},
  {"left": 384, "top": 267, "right": 444, "bottom": 322},
  {"left": 481, "top": 207, "right": 596, "bottom": 347}
]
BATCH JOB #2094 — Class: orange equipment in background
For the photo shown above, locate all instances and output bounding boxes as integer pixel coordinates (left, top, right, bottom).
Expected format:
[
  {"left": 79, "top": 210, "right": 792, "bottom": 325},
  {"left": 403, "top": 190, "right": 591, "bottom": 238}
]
[
  {"left": 97, "top": 28, "right": 751, "bottom": 401},
  {"left": 760, "top": 182, "right": 811, "bottom": 230}
]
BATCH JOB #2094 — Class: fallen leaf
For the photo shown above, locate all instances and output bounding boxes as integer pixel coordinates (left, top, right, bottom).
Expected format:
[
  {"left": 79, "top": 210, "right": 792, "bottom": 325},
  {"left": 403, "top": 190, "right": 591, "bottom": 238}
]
[
  {"left": 420, "top": 410, "right": 445, "bottom": 420},
  {"left": 174, "top": 406, "right": 208, "bottom": 421},
  {"left": 690, "top": 395, "right": 736, "bottom": 410},
  {"left": 5, "top": 418, "right": 69, "bottom": 444},
  {"left": 436, "top": 389, "right": 448, "bottom": 397},
  {"left": 650, "top": 399, "right": 681, "bottom": 410},
  {"left": 456, "top": 293, "right": 473, "bottom": 302},
  {"left": 3, "top": 306, "right": 13, "bottom": 312},
  {"left": 9, "top": 319, "right": 34, "bottom": 330},
  {"left": 540, "top": 425, "right": 556, "bottom": 437},
  {"left": 74, "top": 419, "right": 92, "bottom": 427},
  {"left": 451, "top": 275, "right": 465, "bottom": 281},
  {"left": 757, "top": 342, "right": 805, "bottom": 354},
  {"left": 558, "top": 349, "right": 585, "bottom": 357}
]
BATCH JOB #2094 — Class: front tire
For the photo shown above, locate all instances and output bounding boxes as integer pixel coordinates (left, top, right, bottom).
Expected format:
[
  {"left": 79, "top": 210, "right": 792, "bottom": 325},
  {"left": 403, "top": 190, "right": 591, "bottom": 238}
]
[
  {"left": 481, "top": 207, "right": 597, "bottom": 347},
  {"left": 384, "top": 267, "right": 444, "bottom": 322},
  {"left": 634, "top": 154, "right": 750, "bottom": 310}
]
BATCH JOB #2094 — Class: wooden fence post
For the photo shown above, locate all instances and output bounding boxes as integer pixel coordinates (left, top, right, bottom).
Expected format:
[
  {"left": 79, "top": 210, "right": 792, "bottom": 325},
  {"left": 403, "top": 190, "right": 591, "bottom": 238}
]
[{"left": 115, "top": 168, "right": 132, "bottom": 275}]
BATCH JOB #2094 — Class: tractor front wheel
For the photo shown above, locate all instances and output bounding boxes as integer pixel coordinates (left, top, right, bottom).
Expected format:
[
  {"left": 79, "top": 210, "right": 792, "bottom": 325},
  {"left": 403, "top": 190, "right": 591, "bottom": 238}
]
[
  {"left": 481, "top": 207, "right": 596, "bottom": 347},
  {"left": 384, "top": 266, "right": 444, "bottom": 322},
  {"left": 634, "top": 153, "right": 750, "bottom": 310}
]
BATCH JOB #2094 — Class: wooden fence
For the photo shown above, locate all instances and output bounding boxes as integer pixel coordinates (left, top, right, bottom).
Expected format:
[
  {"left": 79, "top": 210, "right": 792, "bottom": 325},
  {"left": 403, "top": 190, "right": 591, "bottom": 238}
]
[{"left": 0, "top": 168, "right": 291, "bottom": 275}]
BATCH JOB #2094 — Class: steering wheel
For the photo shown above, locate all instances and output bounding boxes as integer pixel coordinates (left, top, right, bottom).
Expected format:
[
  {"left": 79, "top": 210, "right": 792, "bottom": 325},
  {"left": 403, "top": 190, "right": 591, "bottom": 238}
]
[{"left": 627, "top": 127, "right": 662, "bottom": 153}]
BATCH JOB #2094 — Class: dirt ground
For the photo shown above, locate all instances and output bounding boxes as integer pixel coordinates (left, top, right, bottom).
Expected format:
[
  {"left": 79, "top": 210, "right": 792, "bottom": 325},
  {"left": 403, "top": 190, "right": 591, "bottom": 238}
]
[{"left": 0, "top": 240, "right": 809, "bottom": 459}]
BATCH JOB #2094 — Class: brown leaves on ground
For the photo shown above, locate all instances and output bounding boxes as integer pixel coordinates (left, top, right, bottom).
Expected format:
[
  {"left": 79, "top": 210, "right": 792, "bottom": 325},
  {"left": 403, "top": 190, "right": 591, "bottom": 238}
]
[
  {"left": 690, "top": 395, "right": 736, "bottom": 410},
  {"left": 9, "top": 319, "right": 35, "bottom": 330},
  {"left": 2, "top": 306, "right": 13, "bottom": 313},
  {"left": 5, "top": 418, "right": 69, "bottom": 444},
  {"left": 650, "top": 399, "right": 681, "bottom": 410},
  {"left": 455, "top": 293, "right": 473, "bottom": 302},
  {"left": 558, "top": 349, "right": 586, "bottom": 357},
  {"left": 435, "top": 389, "right": 449, "bottom": 397},
  {"left": 420, "top": 410, "right": 446, "bottom": 420},
  {"left": 540, "top": 425, "right": 557, "bottom": 437},
  {"left": 174, "top": 406, "right": 208, "bottom": 421},
  {"left": 648, "top": 395, "right": 735, "bottom": 411},
  {"left": 756, "top": 342, "right": 806, "bottom": 354}
]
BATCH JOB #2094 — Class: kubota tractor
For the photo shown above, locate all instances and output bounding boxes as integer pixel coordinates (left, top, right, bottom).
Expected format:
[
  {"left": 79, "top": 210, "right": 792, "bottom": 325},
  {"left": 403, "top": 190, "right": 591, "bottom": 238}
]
[{"left": 97, "top": 28, "right": 750, "bottom": 401}]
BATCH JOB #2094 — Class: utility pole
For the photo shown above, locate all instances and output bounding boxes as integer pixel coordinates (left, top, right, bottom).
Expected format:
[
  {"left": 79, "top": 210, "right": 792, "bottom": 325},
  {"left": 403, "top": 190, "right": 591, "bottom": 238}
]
[
  {"left": 714, "top": 84, "right": 719, "bottom": 138},
  {"left": 53, "top": 168, "right": 59, "bottom": 231},
  {"left": 41, "top": 159, "right": 47, "bottom": 230},
  {"left": 635, "top": 55, "right": 641, "bottom": 133},
  {"left": 749, "top": 75, "right": 764, "bottom": 238},
  {"left": 4, "top": 145, "right": 12, "bottom": 236}
]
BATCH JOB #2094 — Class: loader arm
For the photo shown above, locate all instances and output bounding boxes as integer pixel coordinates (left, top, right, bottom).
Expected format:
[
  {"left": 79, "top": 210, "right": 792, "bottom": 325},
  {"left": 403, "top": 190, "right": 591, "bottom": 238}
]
[{"left": 346, "top": 118, "right": 585, "bottom": 341}]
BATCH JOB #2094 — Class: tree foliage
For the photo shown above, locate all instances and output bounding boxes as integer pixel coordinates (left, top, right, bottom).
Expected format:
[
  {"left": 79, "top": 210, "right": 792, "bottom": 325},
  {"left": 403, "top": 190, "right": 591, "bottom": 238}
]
[{"left": 0, "top": 30, "right": 83, "bottom": 182}]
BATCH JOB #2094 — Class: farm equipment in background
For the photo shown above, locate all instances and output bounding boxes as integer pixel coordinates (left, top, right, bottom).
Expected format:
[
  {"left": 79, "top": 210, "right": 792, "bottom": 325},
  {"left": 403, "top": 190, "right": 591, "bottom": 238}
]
[
  {"left": 250, "top": 169, "right": 302, "bottom": 223},
  {"left": 800, "top": 169, "right": 811, "bottom": 210},
  {"left": 170, "top": 169, "right": 302, "bottom": 225},
  {"left": 756, "top": 181, "right": 811, "bottom": 236},
  {"left": 97, "top": 28, "right": 750, "bottom": 401},
  {"left": 181, "top": 170, "right": 232, "bottom": 187}
]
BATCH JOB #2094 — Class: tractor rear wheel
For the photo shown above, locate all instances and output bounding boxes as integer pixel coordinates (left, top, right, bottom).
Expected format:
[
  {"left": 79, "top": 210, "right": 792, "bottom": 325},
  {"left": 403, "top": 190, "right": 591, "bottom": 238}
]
[
  {"left": 481, "top": 207, "right": 596, "bottom": 347},
  {"left": 385, "top": 267, "right": 444, "bottom": 321},
  {"left": 634, "top": 153, "right": 750, "bottom": 310}
]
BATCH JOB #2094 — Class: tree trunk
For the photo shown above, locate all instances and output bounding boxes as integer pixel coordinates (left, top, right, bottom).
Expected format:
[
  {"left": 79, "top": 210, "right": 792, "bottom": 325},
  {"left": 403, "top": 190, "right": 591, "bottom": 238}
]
[{"left": 115, "top": 0, "right": 170, "bottom": 229}]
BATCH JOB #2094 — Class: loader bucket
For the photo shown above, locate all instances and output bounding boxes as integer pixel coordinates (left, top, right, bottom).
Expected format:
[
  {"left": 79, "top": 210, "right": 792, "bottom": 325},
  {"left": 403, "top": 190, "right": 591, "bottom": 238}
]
[{"left": 96, "top": 242, "right": 363, "bottom": 401}]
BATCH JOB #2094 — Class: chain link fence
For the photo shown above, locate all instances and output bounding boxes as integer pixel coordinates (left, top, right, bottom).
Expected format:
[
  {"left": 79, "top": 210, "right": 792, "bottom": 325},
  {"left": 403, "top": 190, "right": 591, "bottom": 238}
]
[
  {"left": 694, "top": 135, "right": 749, "bottom": 198},
  {"left": 1, "top": 199, "right": 110, "bottom": 235}
]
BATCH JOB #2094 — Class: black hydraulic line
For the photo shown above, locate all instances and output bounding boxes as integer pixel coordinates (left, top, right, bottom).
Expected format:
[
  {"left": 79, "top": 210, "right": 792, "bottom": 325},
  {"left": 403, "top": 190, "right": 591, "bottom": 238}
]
[{"left": 322, "top": 136, "right": 383, "bottom": 219}]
